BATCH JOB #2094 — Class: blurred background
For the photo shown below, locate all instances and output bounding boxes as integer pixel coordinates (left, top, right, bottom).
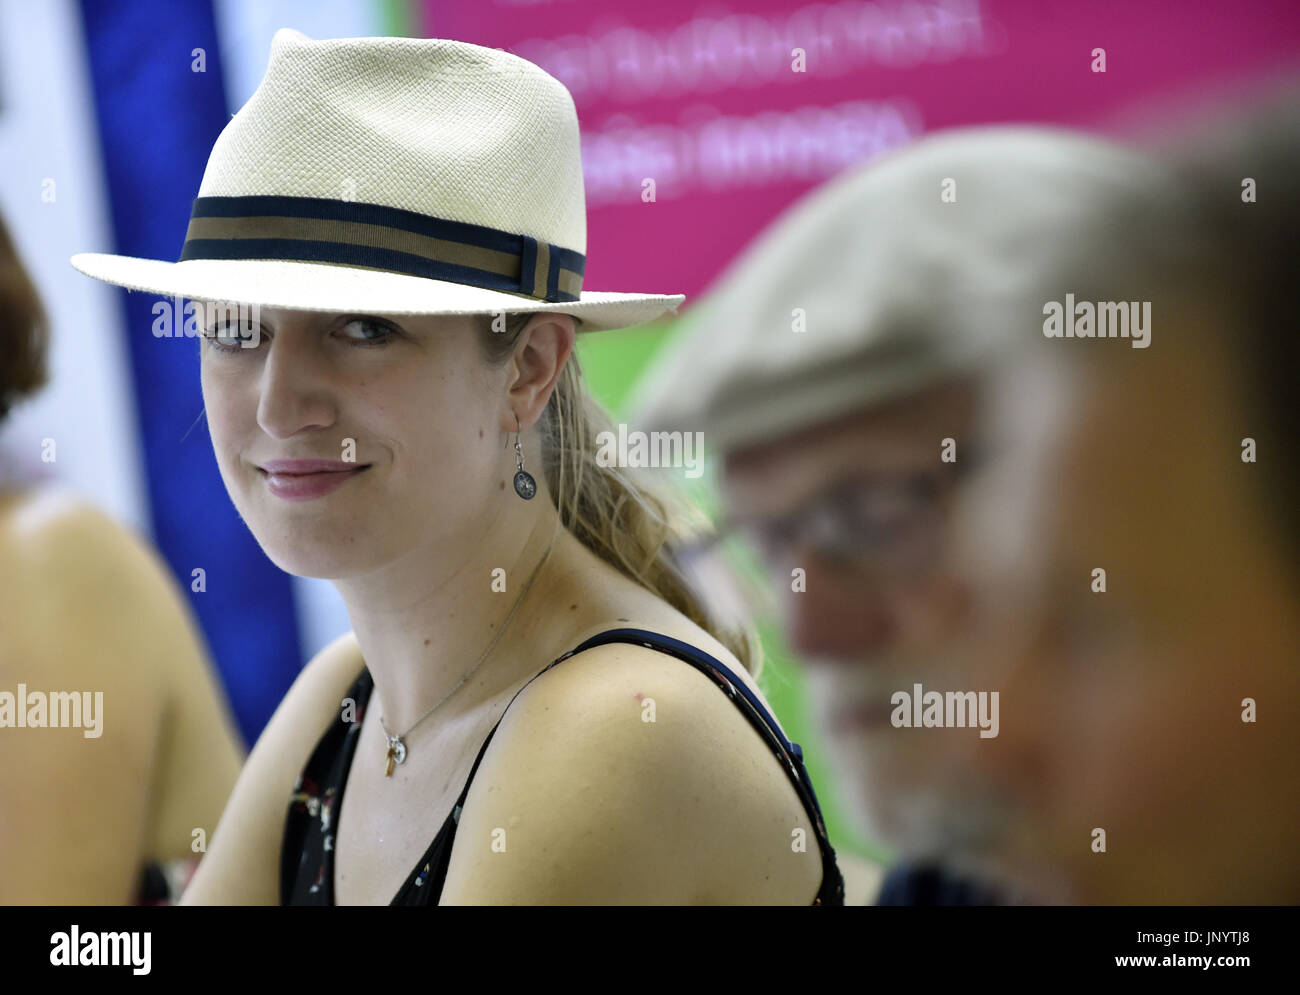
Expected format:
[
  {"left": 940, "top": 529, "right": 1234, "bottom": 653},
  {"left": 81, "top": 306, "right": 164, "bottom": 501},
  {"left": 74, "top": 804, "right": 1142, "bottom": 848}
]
[{"left": 3, "top": 0, "right": 1299, "bottom": 884}]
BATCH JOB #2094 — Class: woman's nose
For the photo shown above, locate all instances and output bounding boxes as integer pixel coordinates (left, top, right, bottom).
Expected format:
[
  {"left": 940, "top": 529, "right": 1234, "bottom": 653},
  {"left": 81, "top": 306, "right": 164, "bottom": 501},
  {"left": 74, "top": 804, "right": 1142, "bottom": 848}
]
[{"left": 255, "top": 334, "right": 337, "bottom": 440}]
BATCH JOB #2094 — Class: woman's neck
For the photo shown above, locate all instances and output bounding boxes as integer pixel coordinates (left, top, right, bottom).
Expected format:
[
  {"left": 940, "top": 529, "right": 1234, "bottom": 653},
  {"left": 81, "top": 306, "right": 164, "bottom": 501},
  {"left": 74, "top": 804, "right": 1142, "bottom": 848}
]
[{"left": 333, "top": 493, "right": 580, "bottom": 735}]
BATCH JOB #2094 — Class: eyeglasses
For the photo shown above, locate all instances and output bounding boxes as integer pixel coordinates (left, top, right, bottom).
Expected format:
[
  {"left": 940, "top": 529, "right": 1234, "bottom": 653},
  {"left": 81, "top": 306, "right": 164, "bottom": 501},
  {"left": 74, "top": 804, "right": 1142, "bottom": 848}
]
[{"left": 683, "top": 450, "right": 988, "bottom": 578}]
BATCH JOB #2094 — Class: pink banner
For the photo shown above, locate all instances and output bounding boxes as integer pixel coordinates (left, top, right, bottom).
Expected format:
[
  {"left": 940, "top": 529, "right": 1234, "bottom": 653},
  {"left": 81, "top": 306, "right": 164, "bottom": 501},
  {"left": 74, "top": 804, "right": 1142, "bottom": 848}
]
[{"left": 421, "top": 0, "right": 1300, "bottom": 304}]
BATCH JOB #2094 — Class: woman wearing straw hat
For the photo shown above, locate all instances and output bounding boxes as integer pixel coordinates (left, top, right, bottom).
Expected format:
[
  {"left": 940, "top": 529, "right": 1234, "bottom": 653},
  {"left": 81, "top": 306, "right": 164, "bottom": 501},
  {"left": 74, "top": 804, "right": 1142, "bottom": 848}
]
[{"left": 71, "top": 29, "right": 844, "bottom": 905}]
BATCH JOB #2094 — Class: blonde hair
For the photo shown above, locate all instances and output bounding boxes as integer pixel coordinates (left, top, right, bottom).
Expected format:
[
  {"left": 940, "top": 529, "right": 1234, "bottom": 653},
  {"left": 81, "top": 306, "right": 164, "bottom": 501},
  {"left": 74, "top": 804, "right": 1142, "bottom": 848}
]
[{"left": 476, "top": 311, "right": 762, "bottom": 677}]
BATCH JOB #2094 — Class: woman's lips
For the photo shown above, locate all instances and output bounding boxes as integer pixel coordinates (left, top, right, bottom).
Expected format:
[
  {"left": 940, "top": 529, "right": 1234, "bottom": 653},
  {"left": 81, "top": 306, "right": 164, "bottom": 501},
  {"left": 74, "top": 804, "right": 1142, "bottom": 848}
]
[{"left": 258, "top": 461, "right": 371, "bottom": 501}]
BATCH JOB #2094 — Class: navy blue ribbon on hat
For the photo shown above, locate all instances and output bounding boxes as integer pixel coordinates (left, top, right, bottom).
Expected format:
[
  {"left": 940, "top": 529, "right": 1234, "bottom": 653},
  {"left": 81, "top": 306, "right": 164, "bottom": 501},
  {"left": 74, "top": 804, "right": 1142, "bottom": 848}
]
[{"left": 178, "top": 195, "right": 585, "bottom": 303}]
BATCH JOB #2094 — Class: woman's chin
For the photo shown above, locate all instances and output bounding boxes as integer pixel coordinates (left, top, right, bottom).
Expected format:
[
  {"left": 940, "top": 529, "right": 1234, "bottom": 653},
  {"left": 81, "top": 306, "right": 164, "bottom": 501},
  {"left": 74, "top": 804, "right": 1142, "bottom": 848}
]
[{"left": 257, "top": 537, "right": 381, "bottom": 579}]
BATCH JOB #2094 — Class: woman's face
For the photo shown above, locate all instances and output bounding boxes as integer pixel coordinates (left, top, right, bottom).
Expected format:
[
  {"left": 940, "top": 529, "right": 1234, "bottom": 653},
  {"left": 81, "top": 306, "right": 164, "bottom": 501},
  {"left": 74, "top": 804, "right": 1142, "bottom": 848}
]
[{"left": 199, "top": 306, "right": 508, "bottom": 579}]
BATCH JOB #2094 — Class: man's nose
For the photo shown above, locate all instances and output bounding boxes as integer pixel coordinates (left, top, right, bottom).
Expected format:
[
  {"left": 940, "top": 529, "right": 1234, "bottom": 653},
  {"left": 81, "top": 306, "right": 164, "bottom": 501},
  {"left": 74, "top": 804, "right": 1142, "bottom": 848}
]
[
  {"left": 256, "top": 336, "right": 337, "bottom": 440},
  {"left": 780, "top": 549, "right": 897, "bottom": 661}
]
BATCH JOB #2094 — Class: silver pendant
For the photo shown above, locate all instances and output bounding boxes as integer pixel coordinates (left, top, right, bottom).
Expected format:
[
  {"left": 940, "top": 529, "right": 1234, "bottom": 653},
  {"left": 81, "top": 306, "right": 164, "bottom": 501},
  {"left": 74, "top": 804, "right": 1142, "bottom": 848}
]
[{"left": 513, "top": 469, "right": 537, "bottom": 500}]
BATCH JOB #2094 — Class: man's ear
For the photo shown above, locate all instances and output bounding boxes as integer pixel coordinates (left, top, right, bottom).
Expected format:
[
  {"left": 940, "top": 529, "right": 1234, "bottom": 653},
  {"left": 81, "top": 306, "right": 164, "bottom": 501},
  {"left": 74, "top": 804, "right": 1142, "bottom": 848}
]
[{"left": 505, "top": 312, "right": 576, "bottom": 430}]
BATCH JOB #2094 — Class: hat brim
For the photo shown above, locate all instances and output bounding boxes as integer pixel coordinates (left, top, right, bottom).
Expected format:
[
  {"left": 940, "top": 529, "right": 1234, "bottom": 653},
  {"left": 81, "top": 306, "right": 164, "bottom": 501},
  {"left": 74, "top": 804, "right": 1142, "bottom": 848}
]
[{"left": 69, "top": 254, "right": 684, "bottom": 333}]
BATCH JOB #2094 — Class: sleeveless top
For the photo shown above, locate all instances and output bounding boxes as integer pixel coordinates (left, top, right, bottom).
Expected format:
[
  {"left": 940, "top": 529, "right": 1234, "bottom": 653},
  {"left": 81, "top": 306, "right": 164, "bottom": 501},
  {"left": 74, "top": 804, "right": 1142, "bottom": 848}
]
[{"left": 281, "top": 627, "right": 845, "bottom": 905}]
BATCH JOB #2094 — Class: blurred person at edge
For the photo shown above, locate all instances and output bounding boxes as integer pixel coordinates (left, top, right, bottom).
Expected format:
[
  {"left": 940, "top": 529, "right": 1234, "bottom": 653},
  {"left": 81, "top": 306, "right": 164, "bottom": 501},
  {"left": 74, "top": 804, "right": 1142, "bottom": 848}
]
[
  {"left": 938, "top": 85, "right": 1300, "bottom": 904},
  {"left": 0, "top": 213, "right": 244, "bottom": 904},
  {"left": 634, "top": 126, "right": 1172, "bottom": 904}
]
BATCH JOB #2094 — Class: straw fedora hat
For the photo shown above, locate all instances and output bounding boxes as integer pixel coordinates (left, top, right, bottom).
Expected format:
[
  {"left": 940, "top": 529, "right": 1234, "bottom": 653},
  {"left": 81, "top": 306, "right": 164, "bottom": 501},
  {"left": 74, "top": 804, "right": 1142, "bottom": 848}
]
[{"left": 70, "top": 28, "right": 684, "bottom": 333}]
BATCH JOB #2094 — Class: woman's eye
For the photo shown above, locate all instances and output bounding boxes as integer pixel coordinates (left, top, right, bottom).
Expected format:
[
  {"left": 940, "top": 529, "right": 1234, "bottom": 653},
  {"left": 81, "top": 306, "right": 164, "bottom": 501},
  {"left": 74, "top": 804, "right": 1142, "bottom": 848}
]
[
  {"left": 204, "top": 321, "right": 261, "bottom": 351},
  {"left": 338, "top": 318, "right": 396, "bottom": 347}
]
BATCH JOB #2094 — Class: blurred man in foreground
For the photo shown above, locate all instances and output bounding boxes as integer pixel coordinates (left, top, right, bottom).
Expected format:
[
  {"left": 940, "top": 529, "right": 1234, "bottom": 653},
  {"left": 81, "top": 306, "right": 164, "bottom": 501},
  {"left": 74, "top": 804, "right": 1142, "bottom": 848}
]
[
  {"left": 634, "top": 126, "right": 1168, "bottom": 903},
  {"left": 943, "top": 85, "right": 1300, "bottom": 904}
]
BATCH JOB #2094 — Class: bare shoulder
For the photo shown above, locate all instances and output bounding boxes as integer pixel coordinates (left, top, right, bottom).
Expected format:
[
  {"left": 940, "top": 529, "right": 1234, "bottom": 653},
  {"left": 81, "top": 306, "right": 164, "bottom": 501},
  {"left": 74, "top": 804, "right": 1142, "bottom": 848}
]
[
  {"left": 0, "top": 489, "right": 144, "bottom": 597},
  {"left": 180, "top": 630, "right": 365, "bottom": 905},
  {"left": 0, "top": 488, "right": 159, "bottom": 577},
  {"left": 0, "top": 486, "right": 114, "bottom": 542},
  {"left": 0, "top": 490, "right": 189, "bottom": 676},
  {"left": 0, "top": 490, "right": 248, "bottom": 844},
  {"left": 439, "top": 623, "right": 823, "bottom": 905}
]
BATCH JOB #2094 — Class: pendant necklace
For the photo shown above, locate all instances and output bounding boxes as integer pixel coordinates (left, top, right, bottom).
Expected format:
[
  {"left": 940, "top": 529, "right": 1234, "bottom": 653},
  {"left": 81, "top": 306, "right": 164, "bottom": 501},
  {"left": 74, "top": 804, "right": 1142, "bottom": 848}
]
[{"left": 376, "top": 530, "right": 555, "bottom": 777}]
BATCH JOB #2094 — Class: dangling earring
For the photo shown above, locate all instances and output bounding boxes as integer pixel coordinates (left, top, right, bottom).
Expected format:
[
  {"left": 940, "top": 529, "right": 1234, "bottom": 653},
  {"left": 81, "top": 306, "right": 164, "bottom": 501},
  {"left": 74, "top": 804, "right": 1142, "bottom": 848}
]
[{"left": 512, "top": 412, "right": 536, "bottom": 500}]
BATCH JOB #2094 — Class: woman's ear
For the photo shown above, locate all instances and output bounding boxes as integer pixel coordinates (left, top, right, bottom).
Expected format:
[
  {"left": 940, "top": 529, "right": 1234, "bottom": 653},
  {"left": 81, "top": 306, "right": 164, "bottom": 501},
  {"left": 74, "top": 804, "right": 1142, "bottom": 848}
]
[{"left": 505, "top": 312, "right": 575, "bottom": 430}]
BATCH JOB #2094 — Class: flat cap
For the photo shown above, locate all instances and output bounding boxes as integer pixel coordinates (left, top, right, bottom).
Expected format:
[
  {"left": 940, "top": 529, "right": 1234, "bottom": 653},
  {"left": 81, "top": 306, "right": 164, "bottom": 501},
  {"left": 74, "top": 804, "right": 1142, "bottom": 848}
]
[{"left": 631, "top": 126, "right": 1163, "bottom": 455}]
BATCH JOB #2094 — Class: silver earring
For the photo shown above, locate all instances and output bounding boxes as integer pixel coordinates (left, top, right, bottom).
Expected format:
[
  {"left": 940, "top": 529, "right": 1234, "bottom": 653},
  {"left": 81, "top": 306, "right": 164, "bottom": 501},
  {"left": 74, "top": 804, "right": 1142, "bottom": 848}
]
[{"left": 512, "top": 413, "right": 536, "bottom": 500}]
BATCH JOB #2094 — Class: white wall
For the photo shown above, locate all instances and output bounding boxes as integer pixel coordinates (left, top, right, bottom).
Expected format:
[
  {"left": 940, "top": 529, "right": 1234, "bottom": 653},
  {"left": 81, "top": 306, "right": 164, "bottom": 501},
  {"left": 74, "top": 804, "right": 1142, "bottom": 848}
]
[{"left": 0, "top": 0, "right": 149, "bottom": 532}]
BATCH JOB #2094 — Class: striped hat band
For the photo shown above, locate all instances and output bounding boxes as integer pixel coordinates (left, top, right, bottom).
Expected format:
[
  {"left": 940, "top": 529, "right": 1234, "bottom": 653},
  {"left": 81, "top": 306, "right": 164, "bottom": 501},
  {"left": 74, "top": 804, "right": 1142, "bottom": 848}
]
[{"left": 179, "top": 194, "right": 586, "bottom": 304}]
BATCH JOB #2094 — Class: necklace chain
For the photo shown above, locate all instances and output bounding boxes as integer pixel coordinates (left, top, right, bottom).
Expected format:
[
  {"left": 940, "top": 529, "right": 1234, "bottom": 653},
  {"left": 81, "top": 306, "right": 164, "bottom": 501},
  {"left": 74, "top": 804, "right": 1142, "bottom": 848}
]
[{"left": 377, "top": 527, "right": 557, "bottom": 775}]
